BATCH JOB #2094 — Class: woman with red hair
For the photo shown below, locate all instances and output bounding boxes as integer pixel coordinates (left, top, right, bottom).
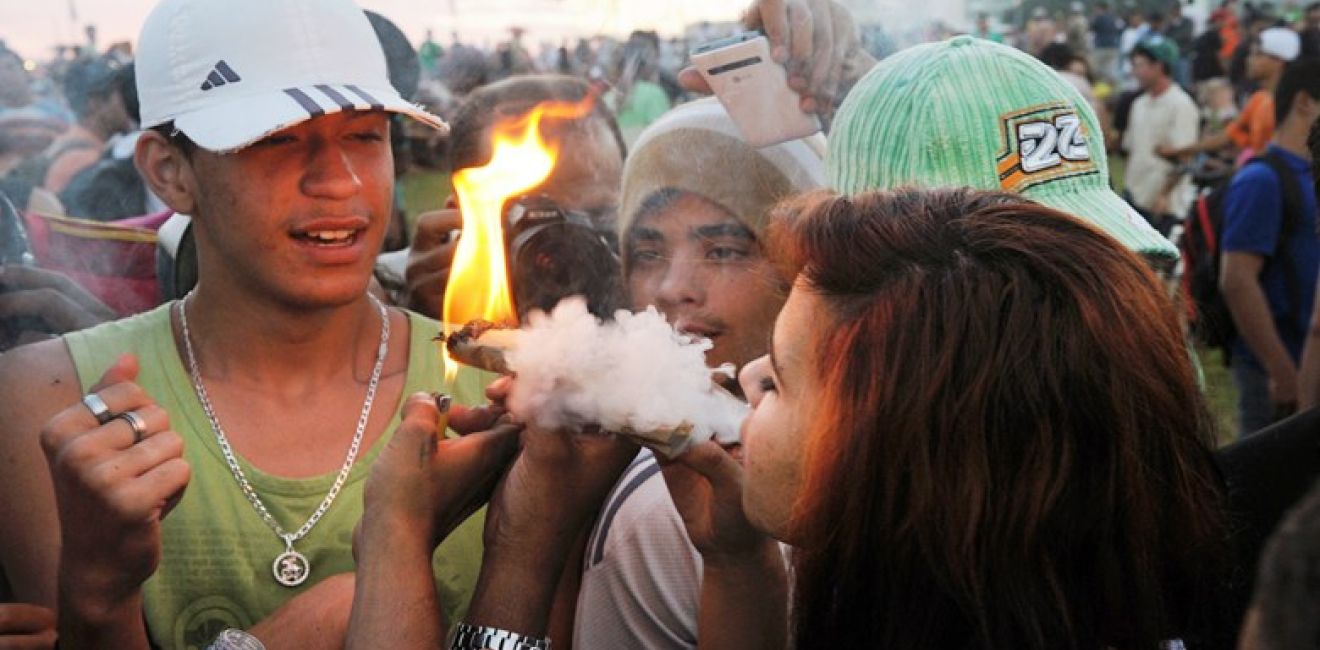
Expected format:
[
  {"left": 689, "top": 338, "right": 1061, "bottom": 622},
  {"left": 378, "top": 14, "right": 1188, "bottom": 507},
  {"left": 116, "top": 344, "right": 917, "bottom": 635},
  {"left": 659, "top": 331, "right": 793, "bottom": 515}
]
[{"left": 663, "top": 188, "right": 1230, "bottom": 649}]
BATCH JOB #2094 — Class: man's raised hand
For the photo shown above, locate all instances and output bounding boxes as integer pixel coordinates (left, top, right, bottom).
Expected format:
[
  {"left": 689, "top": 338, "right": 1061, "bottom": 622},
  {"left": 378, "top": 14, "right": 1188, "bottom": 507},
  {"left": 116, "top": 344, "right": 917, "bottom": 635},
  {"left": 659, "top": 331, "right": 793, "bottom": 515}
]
[
  {"left": 402, "top": 209, "right": 461, "bottom": 318},
  {"left": 359, "top": 392, "right": 521, "bottom": 551},
  {"left": 678, "top": 0, "right": 874, "bottom": 116},
  {"left": 40, "top": 353, "right": 188, "bottom": 645}
]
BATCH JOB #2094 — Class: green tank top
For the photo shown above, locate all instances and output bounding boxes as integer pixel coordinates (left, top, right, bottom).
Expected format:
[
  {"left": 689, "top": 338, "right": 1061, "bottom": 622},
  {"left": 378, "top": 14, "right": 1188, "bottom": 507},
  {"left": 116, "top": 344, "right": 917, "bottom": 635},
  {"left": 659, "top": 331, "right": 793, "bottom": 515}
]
[{"left": 65, "top": 303, "right": 492, "bottom": 650}]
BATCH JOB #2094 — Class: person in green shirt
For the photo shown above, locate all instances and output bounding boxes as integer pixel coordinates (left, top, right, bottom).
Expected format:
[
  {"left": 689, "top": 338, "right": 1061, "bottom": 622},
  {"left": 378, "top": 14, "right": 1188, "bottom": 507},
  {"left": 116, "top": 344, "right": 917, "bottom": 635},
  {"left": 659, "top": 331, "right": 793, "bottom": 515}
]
[
  {"left": 615, "top": 80, "right": 671, "bottom": 144},
  {"left": 611, "top": 33, "right": 673, "bottom": 145},
  {"left": 419, "top": 29, "right": 444, "bottom": 80},
  {"left": 974, "top": 12, "right": 1005, "bottom": 43},
  {"left": 0, "top": 0, "right": 510, "bottom": 648}
]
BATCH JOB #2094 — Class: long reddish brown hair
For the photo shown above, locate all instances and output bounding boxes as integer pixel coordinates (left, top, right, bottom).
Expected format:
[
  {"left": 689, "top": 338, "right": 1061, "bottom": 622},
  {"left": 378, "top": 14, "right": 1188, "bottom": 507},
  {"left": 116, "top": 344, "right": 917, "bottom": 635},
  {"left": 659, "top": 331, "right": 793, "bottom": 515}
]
[{"left": 770, "top": 189, "right": 1227, "bottom": 649}]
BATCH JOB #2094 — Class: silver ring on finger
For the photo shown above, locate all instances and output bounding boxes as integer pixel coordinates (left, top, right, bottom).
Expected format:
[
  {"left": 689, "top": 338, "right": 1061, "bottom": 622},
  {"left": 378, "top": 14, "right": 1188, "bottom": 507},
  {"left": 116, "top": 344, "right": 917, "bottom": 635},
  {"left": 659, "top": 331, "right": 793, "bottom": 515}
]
[
  {"left": 81, "top": 393, "right": 115, "bottom": 425},
  {"left": 115, "top": 410, "right": 148, "bottom": 445}
]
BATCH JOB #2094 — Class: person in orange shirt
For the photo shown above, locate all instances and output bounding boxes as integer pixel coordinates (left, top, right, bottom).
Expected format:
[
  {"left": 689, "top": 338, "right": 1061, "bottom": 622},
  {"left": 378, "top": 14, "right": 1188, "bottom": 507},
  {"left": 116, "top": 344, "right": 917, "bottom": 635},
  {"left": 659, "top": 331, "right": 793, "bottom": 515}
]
[
  {"left": 1161, "top": 27, "right": 1300, "bottom": 161},
  {"left": 1218, "top": 5, "right": 1242, "bottom": 62}
]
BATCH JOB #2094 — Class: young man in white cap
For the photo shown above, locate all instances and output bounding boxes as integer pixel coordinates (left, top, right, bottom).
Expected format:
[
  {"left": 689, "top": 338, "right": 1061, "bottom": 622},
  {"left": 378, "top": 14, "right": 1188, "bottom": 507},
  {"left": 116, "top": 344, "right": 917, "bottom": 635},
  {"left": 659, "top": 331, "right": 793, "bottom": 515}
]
[
  {"left": 0, "top": 0, "right": 505, "bottom": 648},
  {"left": 1161, "top": 26, "right": 1301, "bottom": 161}
]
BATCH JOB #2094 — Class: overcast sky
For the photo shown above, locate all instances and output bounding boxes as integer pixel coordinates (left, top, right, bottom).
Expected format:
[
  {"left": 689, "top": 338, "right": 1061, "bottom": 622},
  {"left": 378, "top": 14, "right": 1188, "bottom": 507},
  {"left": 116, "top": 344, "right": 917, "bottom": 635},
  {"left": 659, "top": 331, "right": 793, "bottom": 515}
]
[{"left": 0, "top": 0, "right": 750, "bottom": 60}]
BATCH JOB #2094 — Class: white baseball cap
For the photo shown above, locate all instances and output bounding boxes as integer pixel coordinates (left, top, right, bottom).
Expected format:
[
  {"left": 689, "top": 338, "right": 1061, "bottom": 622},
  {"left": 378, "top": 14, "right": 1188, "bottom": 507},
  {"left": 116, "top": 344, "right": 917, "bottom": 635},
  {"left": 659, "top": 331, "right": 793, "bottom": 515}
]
[
  {"left": 1258, "top": 27, "right": 1302, "bottom": 62},
  {"left": 135, "top": 0, "right": 448, "bottom": 153}
]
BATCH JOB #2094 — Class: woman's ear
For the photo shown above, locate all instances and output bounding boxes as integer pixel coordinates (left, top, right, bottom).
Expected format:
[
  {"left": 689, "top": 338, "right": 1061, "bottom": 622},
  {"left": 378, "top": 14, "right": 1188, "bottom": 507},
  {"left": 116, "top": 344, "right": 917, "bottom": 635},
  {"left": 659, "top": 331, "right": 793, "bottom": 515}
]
[{"left": 134, "top": 130, "right": 198, "bottom": 215}]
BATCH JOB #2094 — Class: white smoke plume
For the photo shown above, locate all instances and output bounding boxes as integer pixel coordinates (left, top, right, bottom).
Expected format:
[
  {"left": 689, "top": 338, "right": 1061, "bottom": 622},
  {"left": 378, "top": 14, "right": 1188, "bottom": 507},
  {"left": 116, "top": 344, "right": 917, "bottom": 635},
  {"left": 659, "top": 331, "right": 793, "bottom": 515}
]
[{"left": 503, "top": 297, "right": 748, "bottom": 457}]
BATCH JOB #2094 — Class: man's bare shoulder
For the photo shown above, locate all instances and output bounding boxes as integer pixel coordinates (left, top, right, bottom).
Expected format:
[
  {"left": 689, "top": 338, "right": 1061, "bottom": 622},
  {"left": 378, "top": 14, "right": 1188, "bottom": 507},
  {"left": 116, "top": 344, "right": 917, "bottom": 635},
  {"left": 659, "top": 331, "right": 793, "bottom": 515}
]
[
  {"left": 0, "top": 338, "right": 80, "bottom": 439},
  {"left": 0, "top": 339, "right": 78, "bottom": 605},
  {"left": 0, "top": 336, "right": 80, "bottom": 469}
]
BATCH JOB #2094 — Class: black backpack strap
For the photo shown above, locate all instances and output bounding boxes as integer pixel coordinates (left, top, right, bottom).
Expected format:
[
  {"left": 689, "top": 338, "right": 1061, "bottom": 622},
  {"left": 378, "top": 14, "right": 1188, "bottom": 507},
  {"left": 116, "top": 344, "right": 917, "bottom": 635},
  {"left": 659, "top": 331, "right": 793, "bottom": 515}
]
[
  {"left": 1253, "top": 150, "right": 1309, "bottom": 336},
  {"left": 1257, "top": 151, "right": 1306, "bottom": 243}
]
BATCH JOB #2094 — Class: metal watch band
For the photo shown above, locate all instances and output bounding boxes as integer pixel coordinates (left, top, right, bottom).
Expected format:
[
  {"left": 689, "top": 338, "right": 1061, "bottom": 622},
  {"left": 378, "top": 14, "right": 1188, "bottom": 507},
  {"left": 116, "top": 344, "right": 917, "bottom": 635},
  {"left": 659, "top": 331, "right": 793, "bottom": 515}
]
[
  {"left": 207, "top": 628, "right": 267, "bottom": 650},
  {"left": 450, "top": 622, "right": 551, "bottom": 650}
]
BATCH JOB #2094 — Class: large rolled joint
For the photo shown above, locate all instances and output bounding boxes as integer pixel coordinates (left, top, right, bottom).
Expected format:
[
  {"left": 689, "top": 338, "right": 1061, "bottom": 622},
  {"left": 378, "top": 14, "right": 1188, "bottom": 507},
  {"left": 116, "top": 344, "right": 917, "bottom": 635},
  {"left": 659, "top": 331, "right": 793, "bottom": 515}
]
[
  {"left": 439, "top": 319, "right": 743, "bottom": 459},
  {"left": 440, "top": 320, "right": 519, "bottom": 375}
]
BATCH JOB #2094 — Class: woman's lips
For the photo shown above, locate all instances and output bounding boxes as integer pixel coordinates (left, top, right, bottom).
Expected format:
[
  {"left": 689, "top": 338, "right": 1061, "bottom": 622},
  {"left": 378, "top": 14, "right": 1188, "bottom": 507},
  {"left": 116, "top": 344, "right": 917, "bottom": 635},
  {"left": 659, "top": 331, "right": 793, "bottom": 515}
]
[{"left": 676, "top": 320, "right": 722, "bottom": 341}]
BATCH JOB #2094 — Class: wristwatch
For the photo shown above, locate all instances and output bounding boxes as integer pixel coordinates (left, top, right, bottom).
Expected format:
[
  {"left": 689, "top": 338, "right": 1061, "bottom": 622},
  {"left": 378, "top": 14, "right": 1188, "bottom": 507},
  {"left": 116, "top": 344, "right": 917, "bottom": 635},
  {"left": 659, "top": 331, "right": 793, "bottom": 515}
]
[
  {"left": 450, "top": 622, "right": 551, "bottom": 650},
  {"left": 207, "top": 629, "right": 266, "bottom": 650}
]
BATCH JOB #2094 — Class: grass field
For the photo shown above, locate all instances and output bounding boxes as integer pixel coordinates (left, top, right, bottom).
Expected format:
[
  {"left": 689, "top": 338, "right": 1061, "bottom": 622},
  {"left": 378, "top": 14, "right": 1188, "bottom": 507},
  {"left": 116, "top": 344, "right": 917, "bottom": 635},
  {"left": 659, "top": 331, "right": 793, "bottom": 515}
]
[
  {"left": 1199, "top": 348, "right": 1241, "bottom": 446},
  {"left": 397, "top": 165, "right": 1242, "bottom": 447},
  {"left": 398, "top": 167, "right": 451, "bottom": 236},
  {"left": 1109, "top": 155, "right": 1240, "bottom": 445}
]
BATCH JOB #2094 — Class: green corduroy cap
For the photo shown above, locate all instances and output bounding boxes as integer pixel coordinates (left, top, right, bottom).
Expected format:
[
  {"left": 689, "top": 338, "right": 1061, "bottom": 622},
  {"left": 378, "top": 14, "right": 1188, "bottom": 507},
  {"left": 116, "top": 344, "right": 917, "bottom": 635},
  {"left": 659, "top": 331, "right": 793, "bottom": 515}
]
[
  {"left": 1132, "top": 34, "right": 1180, "bottom": 71},
  {"left": 828, "top": 36, "right": 1177, "bottom": 261}
]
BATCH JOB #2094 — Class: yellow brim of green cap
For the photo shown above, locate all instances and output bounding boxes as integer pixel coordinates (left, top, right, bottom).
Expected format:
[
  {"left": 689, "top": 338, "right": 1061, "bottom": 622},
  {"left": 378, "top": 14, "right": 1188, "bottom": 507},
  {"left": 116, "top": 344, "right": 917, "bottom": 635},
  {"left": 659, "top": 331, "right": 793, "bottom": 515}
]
[{"left": 1028, "top": 185, "right": 1178, "bottom": 260}]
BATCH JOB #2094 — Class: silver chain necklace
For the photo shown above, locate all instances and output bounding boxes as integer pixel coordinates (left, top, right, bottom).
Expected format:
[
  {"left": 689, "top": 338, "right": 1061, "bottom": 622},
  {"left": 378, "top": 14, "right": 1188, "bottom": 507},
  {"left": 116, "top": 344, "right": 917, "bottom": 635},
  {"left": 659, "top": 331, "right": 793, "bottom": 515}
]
[{"left": 178, "top": 293, "right": 389, "bottom": 587}]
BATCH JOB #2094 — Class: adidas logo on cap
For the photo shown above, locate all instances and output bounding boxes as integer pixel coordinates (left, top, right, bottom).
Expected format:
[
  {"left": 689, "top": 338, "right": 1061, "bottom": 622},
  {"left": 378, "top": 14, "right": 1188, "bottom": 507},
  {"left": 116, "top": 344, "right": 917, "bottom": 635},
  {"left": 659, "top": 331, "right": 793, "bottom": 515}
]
[{"left": 200, "top": 60, "right": 241, "bottom": 91}]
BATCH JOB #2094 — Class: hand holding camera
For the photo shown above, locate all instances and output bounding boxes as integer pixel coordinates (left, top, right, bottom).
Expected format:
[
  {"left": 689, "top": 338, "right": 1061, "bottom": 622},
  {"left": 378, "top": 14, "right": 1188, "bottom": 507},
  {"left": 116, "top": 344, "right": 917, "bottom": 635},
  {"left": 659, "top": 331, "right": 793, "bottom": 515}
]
[
  {"left": 407, "top": 196, "right": 624, "bottom": 323},
  {"left": 403, "top": 208, "right": 462, "bottom": 318}
]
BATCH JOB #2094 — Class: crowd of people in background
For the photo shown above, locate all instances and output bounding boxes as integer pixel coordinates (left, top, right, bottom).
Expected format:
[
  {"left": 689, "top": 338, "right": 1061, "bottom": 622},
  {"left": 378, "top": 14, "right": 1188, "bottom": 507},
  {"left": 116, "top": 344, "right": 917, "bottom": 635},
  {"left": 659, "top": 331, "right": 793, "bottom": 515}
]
[
  {"left": 9, "top": 0, "right": 1309, "bottom": 422},
  {"left": 1, "top": 0, "right": 1319, "bottom": 649},
  {"left": 4, "top": 0, "right": 1317, "bottom": 213}
]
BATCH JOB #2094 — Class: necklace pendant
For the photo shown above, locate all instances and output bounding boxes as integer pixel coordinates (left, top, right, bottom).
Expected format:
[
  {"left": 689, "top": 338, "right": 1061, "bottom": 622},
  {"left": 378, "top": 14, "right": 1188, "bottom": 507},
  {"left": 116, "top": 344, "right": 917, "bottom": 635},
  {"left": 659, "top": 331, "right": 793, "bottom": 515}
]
[{"left": 273, "top": 545, "right": 311, "bottom": 587}]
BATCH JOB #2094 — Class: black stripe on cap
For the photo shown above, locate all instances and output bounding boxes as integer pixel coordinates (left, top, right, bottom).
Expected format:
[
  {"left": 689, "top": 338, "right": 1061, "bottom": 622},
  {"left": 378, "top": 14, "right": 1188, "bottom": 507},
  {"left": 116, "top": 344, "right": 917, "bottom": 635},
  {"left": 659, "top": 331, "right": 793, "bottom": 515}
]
[
  {"left": 283, "top": 88, "right": 325, "bottom": 118},
  {"left": 344, "top": 85, "right": 385, "bottom": 111},
  {"left": 314, "top": 84, "right": 355, "bottom": 110},
  {"left": 215, "top": 60, "right": 241, "bottom": 83}
]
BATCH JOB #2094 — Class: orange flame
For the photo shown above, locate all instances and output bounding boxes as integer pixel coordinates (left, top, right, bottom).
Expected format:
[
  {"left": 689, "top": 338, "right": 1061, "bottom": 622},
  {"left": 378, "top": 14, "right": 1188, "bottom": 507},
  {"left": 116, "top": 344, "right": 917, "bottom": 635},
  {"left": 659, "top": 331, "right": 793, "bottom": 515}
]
[{"left": 441, "top": 96, "right": 596, "bottom": 381}]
